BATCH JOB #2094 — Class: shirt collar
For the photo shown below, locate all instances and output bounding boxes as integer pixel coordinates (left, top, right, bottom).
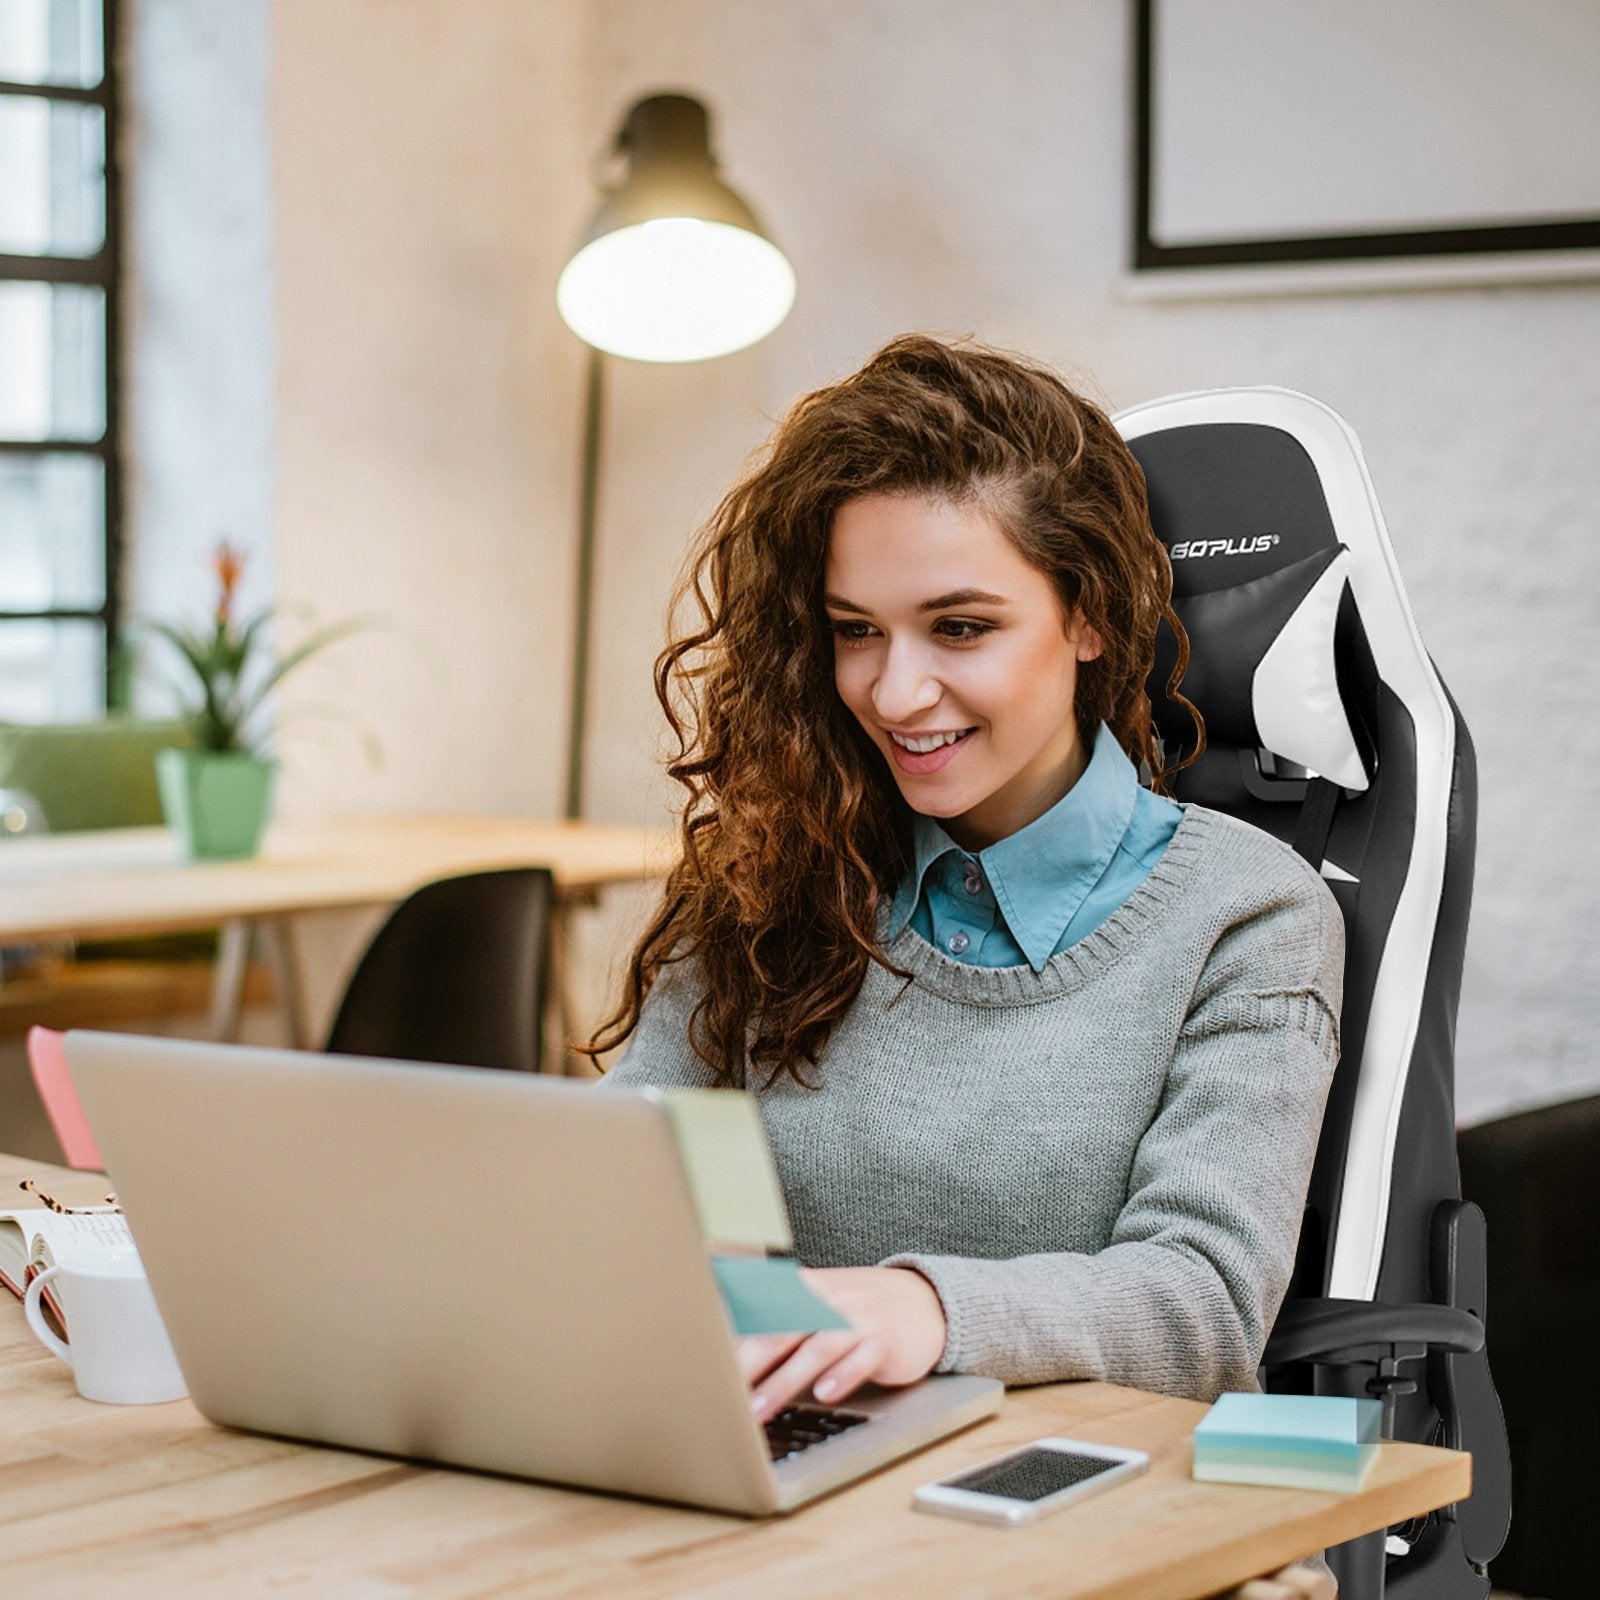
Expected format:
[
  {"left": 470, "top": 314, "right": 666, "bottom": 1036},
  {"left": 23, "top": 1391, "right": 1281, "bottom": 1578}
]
[{"left": 886, "top": 722, "right": 1139, "bottom": 970}]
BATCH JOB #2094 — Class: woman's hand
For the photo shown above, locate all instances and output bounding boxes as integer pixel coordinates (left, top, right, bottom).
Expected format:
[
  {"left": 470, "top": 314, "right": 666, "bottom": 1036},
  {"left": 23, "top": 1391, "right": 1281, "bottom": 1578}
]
[
  {"left": 738, "top": 1265, "right": 947, "bottom": 1421},
  {"left": 1212, "top": 1564, "right": 1337, "bottom": 1600}
]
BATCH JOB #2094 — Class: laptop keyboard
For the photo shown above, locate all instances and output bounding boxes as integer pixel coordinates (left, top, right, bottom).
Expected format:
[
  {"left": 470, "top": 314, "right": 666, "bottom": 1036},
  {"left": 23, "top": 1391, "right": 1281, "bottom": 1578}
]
[{"left": 764, "top": 1404, "right": 870, "bottom": 1462}]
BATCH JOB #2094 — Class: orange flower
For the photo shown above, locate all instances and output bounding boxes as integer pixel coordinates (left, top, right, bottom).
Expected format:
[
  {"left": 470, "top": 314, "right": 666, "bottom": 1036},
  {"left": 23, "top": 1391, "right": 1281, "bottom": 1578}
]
[{"left": 213, "top": 541, "right": 245, "bottom": 628}]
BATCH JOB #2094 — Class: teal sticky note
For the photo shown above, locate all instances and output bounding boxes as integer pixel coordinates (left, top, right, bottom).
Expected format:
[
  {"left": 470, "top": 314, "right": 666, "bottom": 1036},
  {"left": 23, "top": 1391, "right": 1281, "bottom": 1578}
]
[
  {"left": 710, "top": 1255, "right": 851, "bottom": 1336},
  {"left": 651, "top": 1088, "right": 793, "bottom": 1253},
  {"left": 1193, "top": 1392, "right": 1383, "bottom": 1492}
]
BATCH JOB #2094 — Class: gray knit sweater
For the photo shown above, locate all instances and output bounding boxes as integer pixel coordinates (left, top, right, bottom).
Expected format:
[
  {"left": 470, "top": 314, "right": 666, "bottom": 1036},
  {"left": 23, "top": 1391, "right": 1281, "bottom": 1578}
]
[{"left": 604, "top": 806, "right": 1344, "bottom": 1401}]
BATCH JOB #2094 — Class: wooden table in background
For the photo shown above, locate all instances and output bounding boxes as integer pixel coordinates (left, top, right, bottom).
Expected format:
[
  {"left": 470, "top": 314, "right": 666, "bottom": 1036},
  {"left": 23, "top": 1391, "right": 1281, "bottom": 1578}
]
[
  {"left": 0, "top": 1152, "right": 1472, "bottom": 1600},
  {"left": 0, "top": 815, "right": 675, "bottom": 1063}
]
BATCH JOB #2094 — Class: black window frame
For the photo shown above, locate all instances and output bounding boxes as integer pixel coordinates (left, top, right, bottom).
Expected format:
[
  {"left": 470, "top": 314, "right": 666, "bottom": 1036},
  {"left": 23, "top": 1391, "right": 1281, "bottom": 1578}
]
[{"left": 0, "top": 0, "right": 123, "bottom": 715}]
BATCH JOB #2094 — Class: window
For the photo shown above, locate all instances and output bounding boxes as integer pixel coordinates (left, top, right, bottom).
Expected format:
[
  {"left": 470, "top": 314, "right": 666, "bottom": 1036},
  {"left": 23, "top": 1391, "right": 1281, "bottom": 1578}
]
[{"left": 0, "top": 0, "right": 119, "bottom": 721}]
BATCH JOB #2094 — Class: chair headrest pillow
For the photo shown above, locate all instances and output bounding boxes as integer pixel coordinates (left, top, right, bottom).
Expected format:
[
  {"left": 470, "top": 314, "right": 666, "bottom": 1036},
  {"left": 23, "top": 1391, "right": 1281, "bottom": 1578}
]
[{"left": 1155, "top": 544, "right": 1369, "bottom": 793}]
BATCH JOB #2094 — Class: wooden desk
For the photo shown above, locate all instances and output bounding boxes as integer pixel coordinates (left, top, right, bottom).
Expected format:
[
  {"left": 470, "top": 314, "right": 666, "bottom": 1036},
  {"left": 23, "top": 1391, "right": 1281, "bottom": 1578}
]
[
  {"left": 0, "top": 1154, "right": 1470, "bottom": 1600},
  {"left": 0, "top": 814, "right": 675, "bottom": 1060}
]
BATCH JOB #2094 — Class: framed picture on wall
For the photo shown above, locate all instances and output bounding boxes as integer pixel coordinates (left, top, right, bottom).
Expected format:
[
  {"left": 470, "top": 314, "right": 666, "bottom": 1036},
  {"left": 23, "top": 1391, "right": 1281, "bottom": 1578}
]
[{"left": 1131, "top": 0, "right": 1600, "bottom": 295}]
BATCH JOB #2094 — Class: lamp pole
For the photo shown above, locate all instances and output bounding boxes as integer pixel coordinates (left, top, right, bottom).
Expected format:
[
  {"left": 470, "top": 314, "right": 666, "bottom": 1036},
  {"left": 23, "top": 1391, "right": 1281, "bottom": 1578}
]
[
  {"left": 556, "top": 92, "right": 795, "bottom": 817},
  {"left": 564, "top": 346, "right": 604, "bottom": 821}
]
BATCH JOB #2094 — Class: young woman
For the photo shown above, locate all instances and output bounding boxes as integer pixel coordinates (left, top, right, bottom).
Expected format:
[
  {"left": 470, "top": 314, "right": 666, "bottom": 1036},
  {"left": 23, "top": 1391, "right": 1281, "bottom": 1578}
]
[{"left": 595, "top": 334, "right": 1343, "bottom": 1439}]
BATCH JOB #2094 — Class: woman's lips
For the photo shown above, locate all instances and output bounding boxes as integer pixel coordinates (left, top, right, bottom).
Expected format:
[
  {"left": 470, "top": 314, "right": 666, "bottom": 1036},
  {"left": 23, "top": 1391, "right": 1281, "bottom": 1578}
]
[{"left": 886, "top": 728, "right": 974, "bottom": 775}]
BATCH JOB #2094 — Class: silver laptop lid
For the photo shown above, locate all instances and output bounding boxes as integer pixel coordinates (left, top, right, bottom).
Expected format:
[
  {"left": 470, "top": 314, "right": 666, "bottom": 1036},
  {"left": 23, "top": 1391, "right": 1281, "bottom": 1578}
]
[{"left": 64, "top": 1032, "right": 780, "bottom": 1513}]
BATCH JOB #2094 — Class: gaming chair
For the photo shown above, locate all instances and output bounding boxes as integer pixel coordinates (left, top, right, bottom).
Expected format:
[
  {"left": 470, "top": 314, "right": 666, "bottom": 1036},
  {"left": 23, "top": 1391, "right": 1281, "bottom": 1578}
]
[{"left": 1116, "top": 389, "right": 1512, "bottom": 1600}]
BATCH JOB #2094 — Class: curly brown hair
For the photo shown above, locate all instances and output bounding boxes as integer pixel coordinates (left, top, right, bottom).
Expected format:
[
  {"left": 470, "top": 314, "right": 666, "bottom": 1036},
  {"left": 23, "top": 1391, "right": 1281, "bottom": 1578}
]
[{"left": 588, "top": 334, "right": 1200, "bottom": 1087}]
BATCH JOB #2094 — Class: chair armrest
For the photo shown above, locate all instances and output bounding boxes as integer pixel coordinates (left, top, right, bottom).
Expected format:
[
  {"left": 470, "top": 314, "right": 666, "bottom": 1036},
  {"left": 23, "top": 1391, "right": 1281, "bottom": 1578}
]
[{"left": 1264, "top": 1296, "right": 1484, "bottom": 1366}]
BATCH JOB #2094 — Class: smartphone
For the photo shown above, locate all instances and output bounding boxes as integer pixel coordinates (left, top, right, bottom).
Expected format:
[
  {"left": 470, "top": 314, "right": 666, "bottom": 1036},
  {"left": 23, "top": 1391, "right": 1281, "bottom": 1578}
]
[{"left": 913, "top": 1436, "right": 1150, "bottom": 1526}]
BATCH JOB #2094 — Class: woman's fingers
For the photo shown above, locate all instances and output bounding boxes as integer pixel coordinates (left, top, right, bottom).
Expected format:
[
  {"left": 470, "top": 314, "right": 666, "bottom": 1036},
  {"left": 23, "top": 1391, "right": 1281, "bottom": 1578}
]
[
  {"left": 749, "top": 1331, "right": 879, "bottom": 1421},
  {"left": 808, "top": 1336, "right": 887, "bottom": 1405},
  {"left": 736, "top": 1268, "right": 949, "bottom": 1422},
  {"left": 735, "top": 1332, "right": 807, "bottom": 1385}
]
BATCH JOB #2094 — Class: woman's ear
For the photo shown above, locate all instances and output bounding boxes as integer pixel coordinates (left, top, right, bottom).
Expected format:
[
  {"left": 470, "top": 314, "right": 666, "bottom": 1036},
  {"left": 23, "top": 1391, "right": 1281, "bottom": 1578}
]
[{"left": 1070, "top": 614, "right": 1105, "bottom": 663}]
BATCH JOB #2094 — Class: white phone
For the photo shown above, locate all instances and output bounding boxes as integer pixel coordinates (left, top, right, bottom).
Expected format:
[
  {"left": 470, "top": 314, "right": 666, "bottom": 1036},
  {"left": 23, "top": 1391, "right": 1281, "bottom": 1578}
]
[{"left": 913, "top": 1436, "right": 1150, "bottom": 1526}]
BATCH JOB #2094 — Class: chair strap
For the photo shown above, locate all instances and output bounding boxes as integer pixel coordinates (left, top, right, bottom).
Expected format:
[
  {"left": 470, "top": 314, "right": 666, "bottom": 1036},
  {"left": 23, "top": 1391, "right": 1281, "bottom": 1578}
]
[{"left": 1293, "top": 775, "right": 1342, "bottom": 871}]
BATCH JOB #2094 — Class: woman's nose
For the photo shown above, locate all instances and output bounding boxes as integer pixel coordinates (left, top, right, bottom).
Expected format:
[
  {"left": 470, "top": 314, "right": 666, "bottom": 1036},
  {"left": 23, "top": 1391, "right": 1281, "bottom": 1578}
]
[{"left": 871, "top": 640, "right": 941, "bottom": 722}]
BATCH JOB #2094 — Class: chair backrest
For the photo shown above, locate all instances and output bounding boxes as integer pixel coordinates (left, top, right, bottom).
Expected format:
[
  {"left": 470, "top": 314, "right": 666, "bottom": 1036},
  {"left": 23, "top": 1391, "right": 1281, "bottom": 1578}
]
[
  {"left": 324, "top": 868, "right": 556, "bottom": 1072},
  {"left": 1116, "top": 388, "right": 1471, "bottom": 1325}
]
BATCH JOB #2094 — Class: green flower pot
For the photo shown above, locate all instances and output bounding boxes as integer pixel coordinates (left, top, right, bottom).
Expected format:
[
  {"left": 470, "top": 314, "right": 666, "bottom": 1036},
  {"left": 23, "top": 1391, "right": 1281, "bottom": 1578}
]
[{"left": 155, "top": 748, "right": 277, "bottom": 861}]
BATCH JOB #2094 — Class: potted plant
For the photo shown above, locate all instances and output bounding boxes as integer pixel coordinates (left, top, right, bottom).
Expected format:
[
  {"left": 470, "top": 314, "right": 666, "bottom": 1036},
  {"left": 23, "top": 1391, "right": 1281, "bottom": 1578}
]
[{"left": 145, "top": 542, "right": 364, "bottom": 860}]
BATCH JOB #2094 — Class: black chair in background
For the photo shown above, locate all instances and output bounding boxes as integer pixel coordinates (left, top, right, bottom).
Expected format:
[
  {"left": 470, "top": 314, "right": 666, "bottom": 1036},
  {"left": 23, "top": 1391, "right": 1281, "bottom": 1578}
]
[
  {"left": 324, "top": 868, "right": 556, "bottom": 1072},
  {"left": 1458, "top": 1095, "right": 1600, "bottom": 1600},
  {"left": 1119, "top": 388, "right": 1511, "bottom": 1600}
]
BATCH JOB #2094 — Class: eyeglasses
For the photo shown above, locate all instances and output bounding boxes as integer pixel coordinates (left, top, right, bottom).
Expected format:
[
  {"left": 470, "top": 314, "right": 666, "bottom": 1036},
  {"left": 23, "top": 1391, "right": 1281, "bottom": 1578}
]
[{"left": 18, "top": 1178, "right": 119, "bottom": 1215}]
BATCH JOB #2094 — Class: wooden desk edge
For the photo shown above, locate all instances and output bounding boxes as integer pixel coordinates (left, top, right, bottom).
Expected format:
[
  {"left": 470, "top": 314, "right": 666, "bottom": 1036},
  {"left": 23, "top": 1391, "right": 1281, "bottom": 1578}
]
[
  {"left": 0, "top": 815, "right": 678, "bottom": 944},
  {"left": 1170, "top": 1443, "right": 1470, "bottom": 1600}
]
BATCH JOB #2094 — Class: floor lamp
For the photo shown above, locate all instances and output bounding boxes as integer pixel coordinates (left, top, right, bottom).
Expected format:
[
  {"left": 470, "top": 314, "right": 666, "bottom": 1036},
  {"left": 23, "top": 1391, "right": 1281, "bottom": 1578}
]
[{"left": 555, "top": 93, "right": 796, "bottom": 819}]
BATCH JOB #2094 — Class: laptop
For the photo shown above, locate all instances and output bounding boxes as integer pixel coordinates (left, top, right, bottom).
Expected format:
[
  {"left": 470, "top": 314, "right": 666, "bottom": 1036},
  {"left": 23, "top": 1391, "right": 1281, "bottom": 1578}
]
[{"left": 63, "top": 1031, "right": 1001, "bottom": 1514}]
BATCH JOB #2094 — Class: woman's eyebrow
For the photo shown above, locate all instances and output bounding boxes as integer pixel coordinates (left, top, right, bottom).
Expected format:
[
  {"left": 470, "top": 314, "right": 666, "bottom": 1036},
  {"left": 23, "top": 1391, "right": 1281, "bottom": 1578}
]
[
  {"left": 823, "top": 588, "right": 1012, "bottom": 614},
  {"left": 917, "top": 588, "right": 1010, "bottom": 611}
]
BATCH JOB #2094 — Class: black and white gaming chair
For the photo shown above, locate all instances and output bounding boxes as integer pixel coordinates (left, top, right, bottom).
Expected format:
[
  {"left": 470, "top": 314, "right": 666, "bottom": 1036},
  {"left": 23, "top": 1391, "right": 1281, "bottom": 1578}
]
[{"left": 1116, "top": 389, "right": 1512, "bottom": 1600}]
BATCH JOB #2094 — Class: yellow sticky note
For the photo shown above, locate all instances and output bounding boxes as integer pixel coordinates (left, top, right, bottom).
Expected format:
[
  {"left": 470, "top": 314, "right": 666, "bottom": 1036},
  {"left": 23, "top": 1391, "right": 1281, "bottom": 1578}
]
[{"left": 650, "top": 1088, "right": 792, "bottom": 1253}]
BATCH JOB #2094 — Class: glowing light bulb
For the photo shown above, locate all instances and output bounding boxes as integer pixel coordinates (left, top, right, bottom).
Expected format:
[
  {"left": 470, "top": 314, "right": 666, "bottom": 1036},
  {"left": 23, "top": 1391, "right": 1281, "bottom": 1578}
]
[{"left": 557, "top": 217, "right": 796, "bottom": 363}]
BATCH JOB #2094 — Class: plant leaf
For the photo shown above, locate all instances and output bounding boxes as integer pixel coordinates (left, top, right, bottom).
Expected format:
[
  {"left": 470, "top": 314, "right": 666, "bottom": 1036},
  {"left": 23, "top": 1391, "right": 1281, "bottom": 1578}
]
[{"left": 233, "top": 617, "right": 376, "bottom": 733}]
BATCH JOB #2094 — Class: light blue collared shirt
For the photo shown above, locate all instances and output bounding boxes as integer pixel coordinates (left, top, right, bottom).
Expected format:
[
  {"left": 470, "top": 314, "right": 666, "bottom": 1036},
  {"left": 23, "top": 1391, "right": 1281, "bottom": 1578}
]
[{"left": 886, "top": 722, "right": 1183, "bottom": 972}]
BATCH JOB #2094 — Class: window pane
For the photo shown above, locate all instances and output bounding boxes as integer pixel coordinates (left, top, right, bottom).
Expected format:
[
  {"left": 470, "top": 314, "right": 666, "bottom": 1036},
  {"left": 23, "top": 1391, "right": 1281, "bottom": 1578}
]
[
  {"left": 0, "top": 281, "right": 105, "bottom": 440},
  {"left": 0, "top": 452, "right": 105, "bottom": 608},
  {"left": 0, "top": 0, "right": 103, "bottom": 89},
  {"left": 0, "top": 95, "right": 106, "bottom": 256},
  {"left": 0, "top": 618, "right": 102, "bottom": 721}
]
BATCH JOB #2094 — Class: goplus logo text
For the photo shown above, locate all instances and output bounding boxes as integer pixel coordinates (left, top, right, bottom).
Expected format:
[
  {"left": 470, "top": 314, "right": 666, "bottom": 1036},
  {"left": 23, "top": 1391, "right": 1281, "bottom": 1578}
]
[{"left": 1168, "top": 534, "right": 1280, "bottom": 560}]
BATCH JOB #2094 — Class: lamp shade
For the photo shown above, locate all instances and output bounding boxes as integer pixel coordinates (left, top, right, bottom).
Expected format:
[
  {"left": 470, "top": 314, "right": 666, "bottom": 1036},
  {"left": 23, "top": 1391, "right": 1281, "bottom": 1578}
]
[{"left": 557, "top": 95, "right": 795, "bottom": 363}]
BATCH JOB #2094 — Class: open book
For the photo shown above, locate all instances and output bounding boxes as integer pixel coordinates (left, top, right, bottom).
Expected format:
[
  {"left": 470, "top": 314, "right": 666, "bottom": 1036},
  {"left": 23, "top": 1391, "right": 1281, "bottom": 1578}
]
[{"left": 0, "top": 1205, "right": 133, "bottom": 1331}]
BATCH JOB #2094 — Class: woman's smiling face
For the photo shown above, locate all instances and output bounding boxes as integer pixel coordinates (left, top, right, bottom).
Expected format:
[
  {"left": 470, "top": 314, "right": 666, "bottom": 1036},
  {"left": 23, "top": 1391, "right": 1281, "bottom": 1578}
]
[{"left": 825, "top": 491, "right": 1102, "bottom": 851}]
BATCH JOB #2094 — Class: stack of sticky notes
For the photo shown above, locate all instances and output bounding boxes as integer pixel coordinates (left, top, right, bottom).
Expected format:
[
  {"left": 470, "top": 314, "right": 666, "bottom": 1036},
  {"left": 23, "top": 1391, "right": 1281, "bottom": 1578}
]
[
  {"left": 649, "top": 1087, "right": 850, "bottom": 1337},
  {"left": 1193, "top": 1393, "right": 1383, "bottom": 1492}
]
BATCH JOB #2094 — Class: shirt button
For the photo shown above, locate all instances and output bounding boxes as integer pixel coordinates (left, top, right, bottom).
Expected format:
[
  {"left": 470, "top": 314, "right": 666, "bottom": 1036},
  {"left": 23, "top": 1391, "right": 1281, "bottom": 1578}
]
[
  {"left": 963, "top": 868, "right": 983, "bottom": 895},
  {"left": 948, "top": 931, "right": 970, "bottom": 954}
]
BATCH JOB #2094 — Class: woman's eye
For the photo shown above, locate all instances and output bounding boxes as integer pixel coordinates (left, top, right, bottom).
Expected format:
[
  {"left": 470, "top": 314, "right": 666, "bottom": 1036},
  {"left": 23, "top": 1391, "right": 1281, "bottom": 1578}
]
[
  {"left": 830, "top": 619, "right": 876, "bottom": 645},
  {"left": 934, "top": 617, "right": 993, "bottom": 642}
]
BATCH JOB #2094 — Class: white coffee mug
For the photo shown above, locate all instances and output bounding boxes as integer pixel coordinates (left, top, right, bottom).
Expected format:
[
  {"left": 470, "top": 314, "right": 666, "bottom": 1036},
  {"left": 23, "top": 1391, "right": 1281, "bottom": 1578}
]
[{"left": 24, "top": 1244, "right": 188, "bottom": 1404}]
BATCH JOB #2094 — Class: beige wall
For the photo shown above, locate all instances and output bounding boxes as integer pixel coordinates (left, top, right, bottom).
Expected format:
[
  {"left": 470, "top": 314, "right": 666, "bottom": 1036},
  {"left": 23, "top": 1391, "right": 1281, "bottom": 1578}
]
[
  {"left": 135, "top": 0, "right": 1600, "bottom": 1121},
  {"left": 268, "top": 0, "right": 594, "bottom": 819},
  {"left": 579, "top": 1, "right": 1600, "bottom": 1123}
]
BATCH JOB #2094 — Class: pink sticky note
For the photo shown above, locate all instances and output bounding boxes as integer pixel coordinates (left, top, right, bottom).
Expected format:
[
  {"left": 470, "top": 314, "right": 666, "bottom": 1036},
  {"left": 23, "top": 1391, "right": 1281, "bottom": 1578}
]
[{"left": 26, "top": 1027, "right": 105, "bottom": 1171}]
